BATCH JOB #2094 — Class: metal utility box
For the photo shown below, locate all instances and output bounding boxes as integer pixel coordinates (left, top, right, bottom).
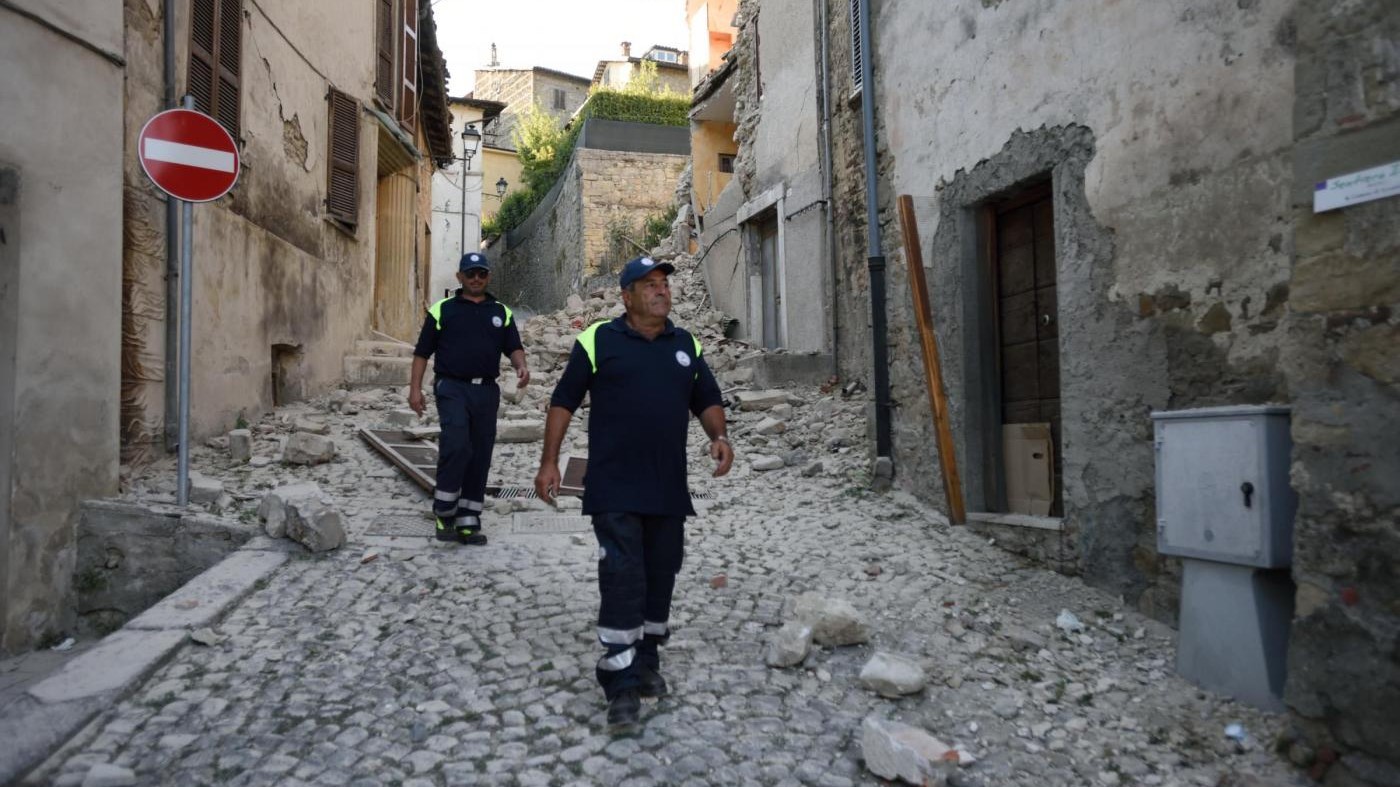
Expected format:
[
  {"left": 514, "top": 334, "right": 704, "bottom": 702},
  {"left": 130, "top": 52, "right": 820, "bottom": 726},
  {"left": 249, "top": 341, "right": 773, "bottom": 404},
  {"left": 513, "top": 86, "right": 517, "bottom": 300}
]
[{"left": 1152, "top": 405, "right": 1296, "bottom": 568}]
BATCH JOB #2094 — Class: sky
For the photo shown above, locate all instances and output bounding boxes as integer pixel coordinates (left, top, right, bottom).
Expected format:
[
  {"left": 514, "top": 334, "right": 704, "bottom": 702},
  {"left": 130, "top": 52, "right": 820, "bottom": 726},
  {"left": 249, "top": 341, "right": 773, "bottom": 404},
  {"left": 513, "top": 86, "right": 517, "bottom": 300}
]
[{"left": 430, "top": 0, "right": 691, "bottom": 96}]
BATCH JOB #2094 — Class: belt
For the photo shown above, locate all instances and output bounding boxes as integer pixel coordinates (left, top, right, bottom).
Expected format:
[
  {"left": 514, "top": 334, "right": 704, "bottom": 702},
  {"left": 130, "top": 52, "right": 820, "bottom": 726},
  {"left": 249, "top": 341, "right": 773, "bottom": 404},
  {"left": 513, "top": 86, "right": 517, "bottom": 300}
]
[{"left": 438, "top": 374, "right": 495, "bottom": 385}]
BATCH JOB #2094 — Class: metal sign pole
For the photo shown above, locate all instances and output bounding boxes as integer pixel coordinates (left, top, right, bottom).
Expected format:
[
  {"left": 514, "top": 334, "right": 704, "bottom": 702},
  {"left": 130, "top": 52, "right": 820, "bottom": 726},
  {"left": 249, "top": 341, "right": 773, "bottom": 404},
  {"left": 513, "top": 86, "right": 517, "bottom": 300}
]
[{"left": 176, "top": 94, "right": 194, "bottom": 506}]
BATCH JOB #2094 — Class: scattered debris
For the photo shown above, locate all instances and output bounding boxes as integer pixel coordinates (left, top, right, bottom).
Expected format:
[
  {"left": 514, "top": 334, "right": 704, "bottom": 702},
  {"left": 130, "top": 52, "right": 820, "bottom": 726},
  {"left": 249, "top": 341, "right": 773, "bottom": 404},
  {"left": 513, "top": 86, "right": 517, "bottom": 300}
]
[
  {"left": 765, "top": 622, "right": 813, "bottom": 668},
  {"left": 793, "top": 593, "right": 870, "bottom": 646},
  {"left": 50, "top": 637, "right": 75, "bottom": 652},
  {"left": 190, "top": 628, "right": 223, "bottom": 647},
  {"left": 861, "top": 716, "right": 974, "bottom": 786},
  {"left": 859, "top": 651, "right": 928, "bottom": 697},
  {"left": 1055, "top": 609, "right": 1085, "bottom": 633},
  {"left": 710, "top": 573, "right": 728, "bottom": 589}
]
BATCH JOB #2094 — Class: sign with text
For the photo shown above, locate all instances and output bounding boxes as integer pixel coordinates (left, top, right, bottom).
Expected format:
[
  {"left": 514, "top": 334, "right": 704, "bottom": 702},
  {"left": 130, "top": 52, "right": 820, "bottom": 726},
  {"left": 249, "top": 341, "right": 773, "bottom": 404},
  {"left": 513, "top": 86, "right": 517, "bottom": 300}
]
[
  {"left": 137, "top": 109, "right": 240, "bottom": 203},
  {"left": 1314, "top": 160, "right": 1400, "bottom": 213}
]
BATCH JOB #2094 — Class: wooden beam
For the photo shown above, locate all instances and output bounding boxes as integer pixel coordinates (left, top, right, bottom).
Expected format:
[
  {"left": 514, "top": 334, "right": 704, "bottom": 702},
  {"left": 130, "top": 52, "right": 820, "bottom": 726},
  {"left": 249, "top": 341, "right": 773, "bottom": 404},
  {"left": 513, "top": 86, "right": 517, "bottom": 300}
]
[{"left": 897, "top": 195, "right": 967, "bottom": 525}]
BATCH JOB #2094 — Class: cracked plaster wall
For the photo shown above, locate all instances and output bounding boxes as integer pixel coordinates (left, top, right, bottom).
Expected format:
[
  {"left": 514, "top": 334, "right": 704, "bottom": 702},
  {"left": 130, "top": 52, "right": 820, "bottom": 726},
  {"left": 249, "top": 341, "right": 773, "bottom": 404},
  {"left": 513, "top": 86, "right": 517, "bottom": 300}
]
[
  {"left": 822, "top": 0, "right": 1298, "bottom": 623},
  {"left": 0, "top": 2, "right": 124, "bottom": 654},
  {"left": 121, "top": 0, "right": 380, "bottom": 462}
]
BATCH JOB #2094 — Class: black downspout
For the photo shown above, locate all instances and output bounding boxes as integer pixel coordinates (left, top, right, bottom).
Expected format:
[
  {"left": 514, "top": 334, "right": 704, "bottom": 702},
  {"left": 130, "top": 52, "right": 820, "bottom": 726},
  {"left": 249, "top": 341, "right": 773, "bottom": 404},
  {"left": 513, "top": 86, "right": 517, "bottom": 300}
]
[
  {"left": 163, "top": 0, "right": 179, "bottom": 451},
  {"left": 857, "top": 0, "right": 893, "bottom": 465}
]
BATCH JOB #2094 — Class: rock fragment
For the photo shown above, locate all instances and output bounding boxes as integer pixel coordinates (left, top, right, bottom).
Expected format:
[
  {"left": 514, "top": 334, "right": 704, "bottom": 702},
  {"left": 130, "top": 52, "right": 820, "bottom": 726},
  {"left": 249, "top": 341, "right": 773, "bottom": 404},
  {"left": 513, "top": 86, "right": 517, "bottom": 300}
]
[
  {"left": 793, "top": 593, "right": 869, "bottom": 646},
  {"left": 765, "top": 621, "right": 813, "bottom": 668},
  {"left": 860, "top": 652, "right": 927, "bottom": 697},
  {"left": 227, "top": 429, "right": 252, "bottom": 462},
  {"left": 861, "top": 717, "right": 973, "bottom": 786},
  {"left": 497, "top": 419, "right": 545, "bottom": 443},
  {"left": 283, "top": 432, "right": 336, "bottom": 465}
]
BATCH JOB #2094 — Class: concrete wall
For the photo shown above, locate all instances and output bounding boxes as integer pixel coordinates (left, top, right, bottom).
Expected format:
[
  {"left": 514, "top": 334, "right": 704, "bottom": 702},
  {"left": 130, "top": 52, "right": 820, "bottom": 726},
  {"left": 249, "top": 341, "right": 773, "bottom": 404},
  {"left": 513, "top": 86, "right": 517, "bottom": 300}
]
[
  {"left": 1281, "top": 2, "right": 1400, "bottom": 781},
  {"left": 122, "top": 0, "right": 381, "bottom": 459},
  {"left": 696, "top": 0, "right": 830, "bottom": 354},
  {"left": 692, "top": 120, "right": 738, "bottom": 215},
  {"left": 0, "top": 2, "right": 124, "bottom": 654},
  {"left": 431, "top": 103, "right": 489, "bottom": 300},
  {"left": 481, "top": 146, "right": 524, "bottom": 223}
]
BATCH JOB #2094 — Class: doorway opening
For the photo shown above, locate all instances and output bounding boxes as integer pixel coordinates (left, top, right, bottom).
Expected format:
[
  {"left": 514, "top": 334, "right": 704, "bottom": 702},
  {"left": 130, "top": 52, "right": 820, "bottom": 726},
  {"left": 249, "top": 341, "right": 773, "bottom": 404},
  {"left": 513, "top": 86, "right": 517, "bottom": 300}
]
[
  {"left": 983, "top": 181, "right": 1063, "bottom": 517},
  {"left": 271, "top": 343, "right": 305, "bottom": 407}
]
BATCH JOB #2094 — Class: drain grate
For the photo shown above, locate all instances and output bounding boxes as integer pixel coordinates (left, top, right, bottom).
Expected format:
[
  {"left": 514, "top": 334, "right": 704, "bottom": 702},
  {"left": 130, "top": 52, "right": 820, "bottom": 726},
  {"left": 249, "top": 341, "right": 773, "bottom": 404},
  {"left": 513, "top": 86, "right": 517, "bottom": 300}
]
[
  {"left": 362, "top": 515, "right": 434, "bottom": 538},
  {"left": 490, "top": 485, "right": 537, "bottom": 500},
  {"left": 506, "top": 513, "right": 593, "bottom": 534}
]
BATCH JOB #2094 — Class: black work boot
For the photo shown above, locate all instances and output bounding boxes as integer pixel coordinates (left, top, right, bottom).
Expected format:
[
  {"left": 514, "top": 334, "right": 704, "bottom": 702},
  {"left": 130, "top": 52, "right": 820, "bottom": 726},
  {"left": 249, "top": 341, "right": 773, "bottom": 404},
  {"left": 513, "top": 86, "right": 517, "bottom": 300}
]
[
  {"left": 434, "top": 516, "right": 458, "bottom": 543},
  {"left": 455, "top": 515, "right": 487, "bottom": 545},
  {"left": 636, "top": 665, "right": 668, "bottom": 698},
  {"left": 606, "top": 688, "right": 641, "bottom": 731}
]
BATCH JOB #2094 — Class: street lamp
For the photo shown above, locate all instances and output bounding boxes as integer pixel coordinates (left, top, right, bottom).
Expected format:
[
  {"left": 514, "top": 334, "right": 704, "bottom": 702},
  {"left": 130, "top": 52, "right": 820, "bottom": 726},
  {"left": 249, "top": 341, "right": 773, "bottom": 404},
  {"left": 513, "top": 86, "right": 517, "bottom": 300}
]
[
  {"left": 494, "top": 177, "right": 508, "bottom": 198},
  {"left": 459, "top": 122, "right": 482, "bottom": 254}
]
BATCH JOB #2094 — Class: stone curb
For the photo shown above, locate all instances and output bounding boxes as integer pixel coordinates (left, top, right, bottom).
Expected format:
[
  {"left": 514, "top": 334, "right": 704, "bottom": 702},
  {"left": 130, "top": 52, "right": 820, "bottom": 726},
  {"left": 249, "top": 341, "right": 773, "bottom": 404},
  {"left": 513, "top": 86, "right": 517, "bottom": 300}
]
[{"left": 0, "top": 542, "right": 290, "bottom": 785}]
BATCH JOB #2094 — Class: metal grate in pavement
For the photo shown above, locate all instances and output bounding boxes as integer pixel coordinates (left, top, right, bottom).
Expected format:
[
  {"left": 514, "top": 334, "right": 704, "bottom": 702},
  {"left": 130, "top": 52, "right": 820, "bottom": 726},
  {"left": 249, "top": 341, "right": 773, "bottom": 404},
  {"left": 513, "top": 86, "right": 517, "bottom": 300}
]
[
  {"left": 490, "top": 485, "right": 712, "bottom": 501},
  {"left": 362, "top": 515, "right": 434, "bottom": 538},
  {"left": 504, "top": 513, "right": 593, "bottom": 534}
]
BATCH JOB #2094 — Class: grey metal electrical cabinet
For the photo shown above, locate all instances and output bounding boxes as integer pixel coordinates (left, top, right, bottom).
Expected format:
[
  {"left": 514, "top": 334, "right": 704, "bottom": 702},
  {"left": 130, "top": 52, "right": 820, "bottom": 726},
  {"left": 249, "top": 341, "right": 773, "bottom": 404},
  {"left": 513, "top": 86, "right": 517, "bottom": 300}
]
[{"left": 1152, "top": 405, "right": 1297, "bottom": 568}]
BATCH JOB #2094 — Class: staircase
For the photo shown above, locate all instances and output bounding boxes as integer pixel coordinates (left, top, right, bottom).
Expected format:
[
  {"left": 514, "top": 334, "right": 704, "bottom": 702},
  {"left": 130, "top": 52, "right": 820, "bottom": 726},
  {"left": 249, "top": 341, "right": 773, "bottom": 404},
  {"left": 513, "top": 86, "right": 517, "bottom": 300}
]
[{"left": 343, "top": 337, "right": 424, "bottom": 387}]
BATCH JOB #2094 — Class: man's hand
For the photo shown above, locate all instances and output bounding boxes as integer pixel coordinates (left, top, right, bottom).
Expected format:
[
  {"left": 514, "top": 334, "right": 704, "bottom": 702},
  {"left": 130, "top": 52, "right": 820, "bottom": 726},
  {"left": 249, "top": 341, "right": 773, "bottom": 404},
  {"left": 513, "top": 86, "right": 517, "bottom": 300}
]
[
  {"left": 516, "top": 365, "right": 531, "bottom": 388},
  {"left": 408, "top": 387, "right": 425, "bottom": 417},
  {"left": 710, "top": 437, "right": 734, "bottom": 477},
  {"left": 534, "top": 462, "right": 561, "bottom": 506}
]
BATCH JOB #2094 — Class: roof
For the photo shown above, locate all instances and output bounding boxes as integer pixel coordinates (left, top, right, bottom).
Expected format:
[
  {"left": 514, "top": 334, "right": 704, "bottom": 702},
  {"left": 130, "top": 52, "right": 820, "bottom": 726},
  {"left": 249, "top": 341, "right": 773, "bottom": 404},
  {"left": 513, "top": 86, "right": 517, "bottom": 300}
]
[
  {"left": 691, "top": 52, "right": 736, "bottom": 107},
  {"left": 593, "top": 56, "right": 688, "bottom": 85},
  {"left": 449, "top": 95, "right": 506, "bottom": 121},
  {"left": 416, "top": 3, "right": 454, "bottom": 165},
  {"left": 476, "top": 66, "right": 592, "bottom": 85}
]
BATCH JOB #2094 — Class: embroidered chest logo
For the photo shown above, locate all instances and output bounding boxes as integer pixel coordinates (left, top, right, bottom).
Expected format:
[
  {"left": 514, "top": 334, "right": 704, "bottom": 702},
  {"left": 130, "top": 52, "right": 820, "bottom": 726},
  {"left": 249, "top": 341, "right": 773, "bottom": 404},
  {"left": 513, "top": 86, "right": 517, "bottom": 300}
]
[
  {"left": 492, "top": 316, "right": 503, "bottom": 328},
  {"left": 675, "top": 350, "right": 691, "bottom": 367}
]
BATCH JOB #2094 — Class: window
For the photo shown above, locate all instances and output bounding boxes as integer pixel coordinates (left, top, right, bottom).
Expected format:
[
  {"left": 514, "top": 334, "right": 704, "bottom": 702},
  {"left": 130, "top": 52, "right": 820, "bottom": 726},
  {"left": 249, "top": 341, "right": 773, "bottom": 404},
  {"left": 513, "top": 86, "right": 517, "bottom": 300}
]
[
  {"left": 189, "top": 0, "right": 243, "bottom": 138},
  {"left": 375, "top": 0, "right": 394, "bottom": 108},
  {"left": 398, "top": 0, "right": 419, "bottom": 132},
  {"left": 553, "top": 88, "right": 567, "bottom": 110},
  {"left": 326, "top": 88, "right": 360, "bottom": 228},
  {"left": 850, "top": 0, "right": 863, "bottom": 92},
  {"left": 718, "top": 153, "right": 736, "bottom": 174},
  {"left": 650, "top": 50, "right": 679, "bottom": 63}
]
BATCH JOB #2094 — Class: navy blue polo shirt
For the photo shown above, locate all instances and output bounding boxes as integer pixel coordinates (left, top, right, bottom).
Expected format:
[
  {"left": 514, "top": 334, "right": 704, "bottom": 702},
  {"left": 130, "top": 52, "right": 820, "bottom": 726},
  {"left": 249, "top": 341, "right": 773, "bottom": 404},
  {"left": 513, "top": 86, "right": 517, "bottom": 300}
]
[
  {"left": 412, "top": 291, "right": 523, "bottom": 380},
  {"left": 550, "top": 316, "right": 724, "bottom": 517}
]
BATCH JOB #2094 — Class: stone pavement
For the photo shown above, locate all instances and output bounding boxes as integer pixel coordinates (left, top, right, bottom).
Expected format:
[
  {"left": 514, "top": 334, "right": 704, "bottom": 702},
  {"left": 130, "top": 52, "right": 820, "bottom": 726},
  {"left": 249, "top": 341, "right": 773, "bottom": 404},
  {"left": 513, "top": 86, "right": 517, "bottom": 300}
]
[{"left": 29, "top": 395, "right": 1307, "bottom": 786}]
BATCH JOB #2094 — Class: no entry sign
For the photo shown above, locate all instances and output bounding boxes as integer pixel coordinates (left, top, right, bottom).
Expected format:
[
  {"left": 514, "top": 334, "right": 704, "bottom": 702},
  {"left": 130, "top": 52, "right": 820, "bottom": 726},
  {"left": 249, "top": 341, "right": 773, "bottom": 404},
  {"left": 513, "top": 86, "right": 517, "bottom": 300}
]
[{"left": 137, "top": 108, "right": 240, "bottom": 202}]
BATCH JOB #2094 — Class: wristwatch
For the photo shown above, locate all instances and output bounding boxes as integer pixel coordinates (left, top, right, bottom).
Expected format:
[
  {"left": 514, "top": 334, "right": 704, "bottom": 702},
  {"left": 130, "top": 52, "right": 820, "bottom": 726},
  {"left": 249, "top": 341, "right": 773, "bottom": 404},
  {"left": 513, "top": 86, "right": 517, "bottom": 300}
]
[{"left": 712, "top": 435, "right": 730, "bottom": 444}]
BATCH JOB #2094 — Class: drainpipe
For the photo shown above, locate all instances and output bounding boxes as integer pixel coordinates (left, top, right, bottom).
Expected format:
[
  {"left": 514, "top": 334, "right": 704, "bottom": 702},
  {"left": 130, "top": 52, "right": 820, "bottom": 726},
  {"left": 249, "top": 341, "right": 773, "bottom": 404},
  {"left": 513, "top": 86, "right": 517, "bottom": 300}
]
[
  {"left": 857, "top": 0, "right": 893, "bottom": 466},
  {"left": 816, "top": 0, "right": 839, "bottom": 376},
  {"left": 163, "top": 0, "right": 179, "bottom": 452}
]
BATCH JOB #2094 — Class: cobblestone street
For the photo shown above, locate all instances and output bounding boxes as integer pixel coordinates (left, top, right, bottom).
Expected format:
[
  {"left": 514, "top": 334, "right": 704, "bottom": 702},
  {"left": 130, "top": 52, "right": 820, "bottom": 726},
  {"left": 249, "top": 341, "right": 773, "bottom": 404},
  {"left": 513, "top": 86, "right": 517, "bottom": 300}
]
[{"left": 25, "top": 385, "right": 1307, "bottom": 787}]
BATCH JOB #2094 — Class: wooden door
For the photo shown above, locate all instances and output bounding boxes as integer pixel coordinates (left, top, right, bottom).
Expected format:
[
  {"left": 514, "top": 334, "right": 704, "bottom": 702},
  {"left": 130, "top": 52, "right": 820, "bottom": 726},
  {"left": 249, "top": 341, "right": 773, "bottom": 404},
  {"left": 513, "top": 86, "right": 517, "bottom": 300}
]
[{"left": 994, "top": 188, "right": 1062, "bottom": 516}]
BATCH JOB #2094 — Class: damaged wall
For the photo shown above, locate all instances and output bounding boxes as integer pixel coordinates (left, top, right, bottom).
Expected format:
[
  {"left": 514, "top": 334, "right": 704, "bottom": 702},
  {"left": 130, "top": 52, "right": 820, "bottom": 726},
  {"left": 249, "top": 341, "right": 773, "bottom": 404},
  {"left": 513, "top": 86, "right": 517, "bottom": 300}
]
[
  {"left": 0, "top": 2, "right": 124, "bottom": 654},
  {"left": 1281, "top": 1, "right": 1400, "bottom": 781},
  {"left": 495, "top": 144, "right": 687, "bottom": 312},
  {"left": 122, "top": 0, "right": 380, "bottom": 461}
]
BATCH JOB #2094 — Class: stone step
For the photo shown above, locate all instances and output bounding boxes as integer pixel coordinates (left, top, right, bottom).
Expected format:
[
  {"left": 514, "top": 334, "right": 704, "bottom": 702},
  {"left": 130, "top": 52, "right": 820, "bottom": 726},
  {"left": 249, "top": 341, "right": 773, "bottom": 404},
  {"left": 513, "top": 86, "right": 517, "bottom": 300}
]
[
  {"left": 344, "top": 355, "right": 413, "bottom": 386},
  {"left": 355, "top": 339, "right": 416, "bottom": 358}
]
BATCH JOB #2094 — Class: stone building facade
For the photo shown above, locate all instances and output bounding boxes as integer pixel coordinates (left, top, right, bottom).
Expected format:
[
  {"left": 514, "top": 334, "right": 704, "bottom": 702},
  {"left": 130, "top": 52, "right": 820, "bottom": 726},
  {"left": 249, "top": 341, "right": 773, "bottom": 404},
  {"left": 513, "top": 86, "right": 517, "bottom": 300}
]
[
  {"left": 473, "top": 67, "right": 592, "bottom": 152},
  {"left": 0, "top": 2, "right": 125, "bottom": 655},
  {"left": 702, "top": 0, "right": 1399, "bottom": 779}
]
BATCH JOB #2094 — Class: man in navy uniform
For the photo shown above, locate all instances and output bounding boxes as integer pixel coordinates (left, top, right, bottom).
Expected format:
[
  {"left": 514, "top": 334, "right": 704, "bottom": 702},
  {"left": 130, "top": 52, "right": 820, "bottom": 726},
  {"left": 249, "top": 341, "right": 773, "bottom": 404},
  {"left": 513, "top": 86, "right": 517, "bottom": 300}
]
[
  {"left": 409, "top": 252, "right": 529, "bottom": 545},
  {"left": 535, "top": 256, "right": 734, "bottom": 730}
]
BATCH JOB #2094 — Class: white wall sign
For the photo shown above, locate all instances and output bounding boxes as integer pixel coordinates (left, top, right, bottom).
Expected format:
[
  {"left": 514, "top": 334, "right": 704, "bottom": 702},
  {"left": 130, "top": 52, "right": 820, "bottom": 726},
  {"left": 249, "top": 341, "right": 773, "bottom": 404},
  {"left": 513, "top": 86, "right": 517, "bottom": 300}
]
[{"left": 1314, "top": 160, "right": 1400, "bottom": 213}]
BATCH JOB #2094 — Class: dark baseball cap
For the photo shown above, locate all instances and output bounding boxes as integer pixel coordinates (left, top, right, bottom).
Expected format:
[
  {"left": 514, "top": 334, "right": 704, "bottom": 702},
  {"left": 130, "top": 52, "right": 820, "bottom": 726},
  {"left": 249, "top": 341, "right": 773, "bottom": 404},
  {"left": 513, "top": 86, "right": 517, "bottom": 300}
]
[
  {"left": 459, "top": 252, "right": 491, "bottom": 272},
  {"left": 618, "top": 256, "right": 675, "bottom": 289}
]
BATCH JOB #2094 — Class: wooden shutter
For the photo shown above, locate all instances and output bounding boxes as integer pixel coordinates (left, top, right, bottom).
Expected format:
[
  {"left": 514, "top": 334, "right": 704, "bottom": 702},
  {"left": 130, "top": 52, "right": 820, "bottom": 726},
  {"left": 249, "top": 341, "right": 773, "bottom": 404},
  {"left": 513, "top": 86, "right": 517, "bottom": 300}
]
[
  {"left": 398, "top": 0, "right": 418, "bottom": 133},
  {"left": 188, "top": 0, "right": 242, "bottom": 137},
  {"left": 850, "top": 0, "right": 863, "bottom": 92},
  {"left": 375, "top": 0, "right": 395, "bottom": 107},
  {"left": 326, "top": 89, "right": 360, "bottom": 227}
]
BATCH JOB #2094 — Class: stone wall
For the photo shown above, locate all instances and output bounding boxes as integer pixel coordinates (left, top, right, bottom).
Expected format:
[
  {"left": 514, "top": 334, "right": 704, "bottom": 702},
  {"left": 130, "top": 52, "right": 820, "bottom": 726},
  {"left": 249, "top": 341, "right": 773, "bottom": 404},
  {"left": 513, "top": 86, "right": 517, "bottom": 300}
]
[
  {"left": 495, "top": 137, "right": 687, "bottom": 312},
  {"left": 0, "top": 2, "right": 124, "bottom": 654},
  {"left": 1281, "top": 1, "right": 1400, "bottom": 781},
  {"left": 474, "top": 68, "right": 590, "bottom": 151},
  {"left": 821, "top": 0, "right": 1299, "bottom": 626}
]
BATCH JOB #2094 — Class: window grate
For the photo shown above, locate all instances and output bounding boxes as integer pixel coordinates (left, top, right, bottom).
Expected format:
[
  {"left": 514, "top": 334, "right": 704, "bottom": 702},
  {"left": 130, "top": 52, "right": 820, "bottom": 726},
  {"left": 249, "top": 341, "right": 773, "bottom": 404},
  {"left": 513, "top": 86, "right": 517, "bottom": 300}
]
[{"left": 850, "top": 0, "right": 863, "bottom": 92}]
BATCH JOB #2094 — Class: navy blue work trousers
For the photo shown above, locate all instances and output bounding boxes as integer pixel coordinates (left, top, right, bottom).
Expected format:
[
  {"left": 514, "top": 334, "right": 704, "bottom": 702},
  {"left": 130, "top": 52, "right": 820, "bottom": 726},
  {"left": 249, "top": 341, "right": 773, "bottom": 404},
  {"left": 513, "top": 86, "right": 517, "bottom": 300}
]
[
  {"left": 592, "top": 512, "right": 685, "bottom": 699},
  {"left": 431, "top": 377, "right": 500, "bottom": 525}
]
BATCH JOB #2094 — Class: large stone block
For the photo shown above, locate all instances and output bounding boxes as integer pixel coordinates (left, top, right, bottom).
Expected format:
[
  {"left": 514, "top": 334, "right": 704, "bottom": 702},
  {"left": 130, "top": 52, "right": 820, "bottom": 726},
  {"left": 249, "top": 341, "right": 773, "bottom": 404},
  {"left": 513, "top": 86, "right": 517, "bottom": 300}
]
[
  {"left": 227, "top": 429, "right": 252, "bottom": 462},
  {"left": 860, "top": 717, "right": 970, "bottom": 785},
  {"left": 497, "top": 419, "right": 545, "bottom": 443},
  {"left": 793, "top": 593, "right": 869, "bottom": 646},
  {"left": 343, "top": 355, "right": 414, "bottom": 386},
  {"left": 284, "top": 432, "right": 336, "bottom": 465},
  {"left": 257, "top": 482, "right": 323, "bottom": 539}
]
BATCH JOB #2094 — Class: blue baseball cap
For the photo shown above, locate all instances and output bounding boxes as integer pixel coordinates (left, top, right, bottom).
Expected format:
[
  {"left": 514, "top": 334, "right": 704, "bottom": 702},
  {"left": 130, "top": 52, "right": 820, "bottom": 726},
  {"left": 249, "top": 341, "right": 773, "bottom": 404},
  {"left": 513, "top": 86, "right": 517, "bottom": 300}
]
[
  {"left": 459, "top": 252, "right": 491, "bottom": 272},
  {"left": 618, "top": 256, "right": 675, "bottom": 289}
]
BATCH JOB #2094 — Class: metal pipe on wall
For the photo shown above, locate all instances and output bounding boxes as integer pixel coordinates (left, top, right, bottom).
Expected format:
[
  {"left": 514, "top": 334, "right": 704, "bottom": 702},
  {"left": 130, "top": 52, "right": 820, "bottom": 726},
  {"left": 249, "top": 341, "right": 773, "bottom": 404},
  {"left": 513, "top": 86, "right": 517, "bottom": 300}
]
[
  {"left": 163, "top": 0, "right": 179, "bottom": 452},
  {"left": 857, "top": 0, "right": 893, "bottom": 464},
  {"left": 816, "top": 0, "right": 840, "bottom": 376}
]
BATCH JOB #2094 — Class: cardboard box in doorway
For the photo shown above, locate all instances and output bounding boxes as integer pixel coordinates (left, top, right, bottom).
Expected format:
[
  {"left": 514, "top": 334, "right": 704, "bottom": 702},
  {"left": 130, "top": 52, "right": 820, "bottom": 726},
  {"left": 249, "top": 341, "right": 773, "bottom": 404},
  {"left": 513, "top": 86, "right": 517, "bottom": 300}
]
[{"left": 1004, "top": 423, "right": 1054, "bottom": 516}]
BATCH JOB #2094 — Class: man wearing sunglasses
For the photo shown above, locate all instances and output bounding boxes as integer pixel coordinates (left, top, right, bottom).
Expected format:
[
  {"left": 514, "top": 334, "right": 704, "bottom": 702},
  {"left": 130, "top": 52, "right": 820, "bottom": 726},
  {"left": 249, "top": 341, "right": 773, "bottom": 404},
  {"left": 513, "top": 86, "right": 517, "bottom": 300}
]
[{"left": 409, "top": 252, "right": 529, "bottom": 545}]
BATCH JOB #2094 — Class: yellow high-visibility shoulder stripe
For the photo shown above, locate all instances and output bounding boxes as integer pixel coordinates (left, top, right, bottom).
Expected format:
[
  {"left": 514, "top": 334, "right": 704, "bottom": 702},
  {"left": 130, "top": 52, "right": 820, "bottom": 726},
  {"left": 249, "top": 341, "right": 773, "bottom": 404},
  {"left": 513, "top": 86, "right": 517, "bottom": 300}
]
[
  {"left": 500, "top": 303, "right": 514, "bottom": 327},
  {"left": 576, "top": 320, "right": 609, "bottom": 373},
  {"left": 691, "top": 333, "right": 702, "bottom": 357},
  {"left": 427, "top": 297, "right": 453, "bottom": 330}
]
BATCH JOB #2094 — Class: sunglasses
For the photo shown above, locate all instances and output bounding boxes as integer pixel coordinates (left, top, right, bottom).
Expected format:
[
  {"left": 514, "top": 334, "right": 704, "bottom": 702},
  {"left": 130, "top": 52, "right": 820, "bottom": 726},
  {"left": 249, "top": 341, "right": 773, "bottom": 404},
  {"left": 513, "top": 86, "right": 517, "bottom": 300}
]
[{"left": 462, "top": 268, "right": 489, "bottom": 279}]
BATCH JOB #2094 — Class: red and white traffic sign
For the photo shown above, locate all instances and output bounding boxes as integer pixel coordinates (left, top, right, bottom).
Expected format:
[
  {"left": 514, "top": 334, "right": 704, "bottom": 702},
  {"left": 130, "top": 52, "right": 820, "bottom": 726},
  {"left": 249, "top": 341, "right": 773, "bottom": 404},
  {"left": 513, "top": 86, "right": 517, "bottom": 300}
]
[{"left": 137, "top": 109, "right": 240, "bottom": 202}]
